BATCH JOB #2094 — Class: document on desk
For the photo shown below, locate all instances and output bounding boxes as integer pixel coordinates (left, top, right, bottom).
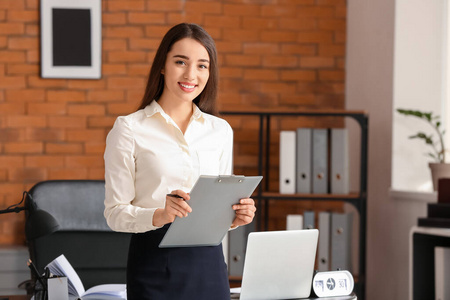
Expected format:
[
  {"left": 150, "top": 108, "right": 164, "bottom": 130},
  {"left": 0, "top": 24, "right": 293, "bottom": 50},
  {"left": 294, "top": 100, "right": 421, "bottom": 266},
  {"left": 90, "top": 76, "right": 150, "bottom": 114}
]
[{"left": 159, "top": 175, "right": 263, "bottom": 248}]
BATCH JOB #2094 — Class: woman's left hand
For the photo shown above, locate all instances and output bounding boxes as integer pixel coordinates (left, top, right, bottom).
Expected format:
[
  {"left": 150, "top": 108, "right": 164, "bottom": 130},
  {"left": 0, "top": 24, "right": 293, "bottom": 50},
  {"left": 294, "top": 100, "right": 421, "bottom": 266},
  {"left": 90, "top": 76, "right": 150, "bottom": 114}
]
[{"left": 231, "top": 198, "right": 256, "bottom": 228}]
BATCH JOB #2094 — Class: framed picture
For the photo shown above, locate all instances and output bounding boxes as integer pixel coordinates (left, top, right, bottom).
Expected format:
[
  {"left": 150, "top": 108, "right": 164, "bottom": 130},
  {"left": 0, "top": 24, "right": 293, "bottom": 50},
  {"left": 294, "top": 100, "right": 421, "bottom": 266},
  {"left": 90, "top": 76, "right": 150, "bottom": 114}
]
[{"left": 41, "top": 0, "right": 101, "bottom": 79}]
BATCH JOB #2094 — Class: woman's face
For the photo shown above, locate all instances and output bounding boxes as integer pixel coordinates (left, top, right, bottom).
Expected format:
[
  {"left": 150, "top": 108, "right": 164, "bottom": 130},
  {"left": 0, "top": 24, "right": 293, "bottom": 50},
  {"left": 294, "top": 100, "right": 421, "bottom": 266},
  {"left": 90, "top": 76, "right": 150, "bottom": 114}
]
[{"left": 161, "top": 38, "right": 210, "bottom": 104}]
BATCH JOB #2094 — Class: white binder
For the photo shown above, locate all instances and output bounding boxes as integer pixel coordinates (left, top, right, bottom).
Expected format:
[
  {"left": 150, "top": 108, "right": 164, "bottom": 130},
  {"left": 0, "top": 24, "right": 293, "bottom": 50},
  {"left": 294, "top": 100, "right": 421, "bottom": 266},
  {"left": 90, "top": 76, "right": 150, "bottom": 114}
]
[
  {"left": 318, "top": 212, "right": 331, "bottom": 271},
  {"left": 331, "top": 128, "right": 349, "bottom": 194},
  {"left": 435, "top": 246, "right": 450, "bottom": 300},
  {"left": 280, "top": 131, "right": 296, "bottom": 194},
  {"left": 312, "top": 129, "right": 328, "bottom": 194},
  {"left": 296, "top": 128, "right": 312, "bottom": 194},
  {"left": 330, "top": 213, "right": 353, "bottom": 271},
  {"left": 286, "top": 214, "right": 303, "bottom": 230}
]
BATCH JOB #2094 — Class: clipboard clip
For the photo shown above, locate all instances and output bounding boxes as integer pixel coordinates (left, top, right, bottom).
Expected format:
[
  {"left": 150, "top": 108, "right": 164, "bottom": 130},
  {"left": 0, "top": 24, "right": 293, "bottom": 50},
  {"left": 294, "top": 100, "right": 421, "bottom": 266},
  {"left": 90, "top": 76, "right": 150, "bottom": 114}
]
[{"left": 217, "top": 175, "right": 245, "bottom": 183}]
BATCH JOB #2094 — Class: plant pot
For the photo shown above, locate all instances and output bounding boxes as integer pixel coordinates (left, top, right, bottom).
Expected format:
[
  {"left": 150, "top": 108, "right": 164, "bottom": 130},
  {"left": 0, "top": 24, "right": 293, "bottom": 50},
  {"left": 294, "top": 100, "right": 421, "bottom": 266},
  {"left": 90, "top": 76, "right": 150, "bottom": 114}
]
[{"left": 429, "top": 163, "right": 450, "bottom": 191}]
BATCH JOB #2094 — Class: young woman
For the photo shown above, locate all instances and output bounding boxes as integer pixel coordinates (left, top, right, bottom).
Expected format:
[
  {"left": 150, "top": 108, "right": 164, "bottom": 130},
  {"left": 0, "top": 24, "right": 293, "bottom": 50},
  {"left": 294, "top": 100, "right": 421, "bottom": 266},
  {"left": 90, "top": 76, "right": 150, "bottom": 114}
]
[{"left": 104, "top": 23, "right": 256, "bottom": 300}]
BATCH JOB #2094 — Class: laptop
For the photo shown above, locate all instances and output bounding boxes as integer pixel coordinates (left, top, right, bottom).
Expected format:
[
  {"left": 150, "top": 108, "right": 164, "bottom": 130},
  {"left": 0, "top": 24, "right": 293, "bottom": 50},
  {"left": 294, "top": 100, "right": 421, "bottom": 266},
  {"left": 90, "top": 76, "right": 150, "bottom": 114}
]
[{"left": 235, "top": 229, "right": 319, "bottom": 300}]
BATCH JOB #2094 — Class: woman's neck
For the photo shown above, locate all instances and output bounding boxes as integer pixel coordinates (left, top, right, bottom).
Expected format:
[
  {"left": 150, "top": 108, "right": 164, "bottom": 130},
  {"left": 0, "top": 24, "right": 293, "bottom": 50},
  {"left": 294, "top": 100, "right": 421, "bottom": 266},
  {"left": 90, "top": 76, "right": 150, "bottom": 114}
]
[{"left": 158, "top": 99, "right": 193, "bottom": 134}]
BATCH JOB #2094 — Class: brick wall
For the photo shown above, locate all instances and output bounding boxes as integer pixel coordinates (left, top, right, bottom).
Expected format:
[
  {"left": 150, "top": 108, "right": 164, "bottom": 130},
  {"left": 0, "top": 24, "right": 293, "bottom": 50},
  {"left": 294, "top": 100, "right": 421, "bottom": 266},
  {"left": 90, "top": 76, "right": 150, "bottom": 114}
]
[{"left": 0, "top": 0, "right": 346, "bottom": 245}]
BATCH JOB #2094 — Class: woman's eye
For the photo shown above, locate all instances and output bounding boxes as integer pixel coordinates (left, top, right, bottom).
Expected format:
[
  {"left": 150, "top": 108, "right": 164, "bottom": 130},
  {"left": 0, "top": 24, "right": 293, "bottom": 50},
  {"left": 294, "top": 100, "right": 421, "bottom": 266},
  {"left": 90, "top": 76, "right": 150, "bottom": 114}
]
[
  {"left": 175, "top": 60, "right": 186, "bottom": 65},
  {"left": 199, "top": 64, "right": 208, "bottom": 69}
]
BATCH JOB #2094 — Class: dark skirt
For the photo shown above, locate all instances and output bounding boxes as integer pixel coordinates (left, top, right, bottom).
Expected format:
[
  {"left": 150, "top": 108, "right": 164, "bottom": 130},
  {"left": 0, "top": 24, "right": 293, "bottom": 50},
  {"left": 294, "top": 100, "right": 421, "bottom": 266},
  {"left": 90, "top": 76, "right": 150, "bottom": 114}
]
[{"left": 127, "top": 224, "right": 230, "bottom": 300}]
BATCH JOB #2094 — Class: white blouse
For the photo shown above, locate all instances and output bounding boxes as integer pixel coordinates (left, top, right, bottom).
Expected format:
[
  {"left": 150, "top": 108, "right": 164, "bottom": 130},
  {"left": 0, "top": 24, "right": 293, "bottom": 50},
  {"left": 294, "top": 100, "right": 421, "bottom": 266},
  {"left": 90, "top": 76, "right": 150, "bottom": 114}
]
[{"left": 104, "top": 101, "right": 233, "bottom": 233}]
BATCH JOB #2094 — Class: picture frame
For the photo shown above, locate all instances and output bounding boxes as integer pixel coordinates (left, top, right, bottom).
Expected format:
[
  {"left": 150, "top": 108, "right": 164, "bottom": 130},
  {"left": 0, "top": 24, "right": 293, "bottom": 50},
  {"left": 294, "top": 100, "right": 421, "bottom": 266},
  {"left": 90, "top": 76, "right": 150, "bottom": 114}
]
[{"left": 40, "top": 0, "right": 102, "bottom": 79}]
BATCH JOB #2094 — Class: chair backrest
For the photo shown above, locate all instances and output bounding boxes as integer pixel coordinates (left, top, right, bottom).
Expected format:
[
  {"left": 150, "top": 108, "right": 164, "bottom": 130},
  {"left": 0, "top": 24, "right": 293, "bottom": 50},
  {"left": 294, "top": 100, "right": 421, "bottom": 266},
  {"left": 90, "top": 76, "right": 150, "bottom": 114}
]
[{"left": 26, "top": 180, "right": 131, "bottom": 289}]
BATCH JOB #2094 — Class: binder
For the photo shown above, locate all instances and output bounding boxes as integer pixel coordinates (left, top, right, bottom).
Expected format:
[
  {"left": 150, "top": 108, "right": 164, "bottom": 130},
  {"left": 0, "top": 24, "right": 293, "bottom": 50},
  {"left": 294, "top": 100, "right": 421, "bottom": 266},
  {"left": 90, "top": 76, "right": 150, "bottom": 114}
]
[
  {"left": 296, "top": 128, "right": 312, "bottom": 194},
  {"left": 331, "top": 128, "right": 349, "bottom": 194},
  {"left": 303, "top": 211, "right": 315, "bottom": 229},
  {"left": 286, "top": 214, "right": 303, "bottom": 230},
  {"left": 280, "top": 131, "right": 296, "bottom": 194},
  {"left": 228, "top": 226, "right": 246, "bottom": 276},
  {"left": 318, "top": 212, "right": 331, "bottom": 271},
  {"left": 312, "top": 129, "right": 328, "bottom": 194},
  {"left": 427, "top": 203, "right": 450, "bottom": 218},
  {"left": 331, "top": 213, "right": 353, "bottom": 271},
  {"left": 435, "top": 246, "right": 450, "bottom": 300}
]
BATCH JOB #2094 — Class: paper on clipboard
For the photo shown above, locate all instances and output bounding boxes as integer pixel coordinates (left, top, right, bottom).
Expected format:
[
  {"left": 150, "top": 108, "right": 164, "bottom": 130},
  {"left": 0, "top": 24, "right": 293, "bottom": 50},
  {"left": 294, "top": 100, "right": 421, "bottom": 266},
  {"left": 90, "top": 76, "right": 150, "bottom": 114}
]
[{"left": 159, "top": 175, "right": 263, "bottom": 248}]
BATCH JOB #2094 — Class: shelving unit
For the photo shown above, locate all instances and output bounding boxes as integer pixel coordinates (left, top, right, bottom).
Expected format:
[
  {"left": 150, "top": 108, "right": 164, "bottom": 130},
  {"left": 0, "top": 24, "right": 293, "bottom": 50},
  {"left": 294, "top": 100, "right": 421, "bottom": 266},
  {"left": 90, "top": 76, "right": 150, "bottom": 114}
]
[{"left": 222, "top": 110, "right": 368, "bottom": 300}]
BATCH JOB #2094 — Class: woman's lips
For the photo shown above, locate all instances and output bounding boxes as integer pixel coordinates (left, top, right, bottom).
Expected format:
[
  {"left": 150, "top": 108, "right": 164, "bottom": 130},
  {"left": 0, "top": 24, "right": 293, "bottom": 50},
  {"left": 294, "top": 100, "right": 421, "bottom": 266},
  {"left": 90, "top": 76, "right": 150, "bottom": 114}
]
[{"left": 178, "top": 82, "right": 197, "bottom": 92}]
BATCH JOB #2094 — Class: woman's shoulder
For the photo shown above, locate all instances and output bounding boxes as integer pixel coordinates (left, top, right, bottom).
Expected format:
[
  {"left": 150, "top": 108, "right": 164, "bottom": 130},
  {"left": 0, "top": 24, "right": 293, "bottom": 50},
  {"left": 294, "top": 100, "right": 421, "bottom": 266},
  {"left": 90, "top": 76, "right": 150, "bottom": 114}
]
[
  {"left": 113, "top": 109, "right": 147, "bottom": 128},
  {"left": 202, "top": 112, "right": 232, "bottom": 131}
]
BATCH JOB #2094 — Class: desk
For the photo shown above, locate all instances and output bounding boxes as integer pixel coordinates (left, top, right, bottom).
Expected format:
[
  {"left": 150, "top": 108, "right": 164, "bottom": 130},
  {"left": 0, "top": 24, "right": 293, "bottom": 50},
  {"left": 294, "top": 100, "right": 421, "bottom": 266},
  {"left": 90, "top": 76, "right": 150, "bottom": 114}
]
[{"left": 409, "top": 226, "right": 450, "bottom": 300}]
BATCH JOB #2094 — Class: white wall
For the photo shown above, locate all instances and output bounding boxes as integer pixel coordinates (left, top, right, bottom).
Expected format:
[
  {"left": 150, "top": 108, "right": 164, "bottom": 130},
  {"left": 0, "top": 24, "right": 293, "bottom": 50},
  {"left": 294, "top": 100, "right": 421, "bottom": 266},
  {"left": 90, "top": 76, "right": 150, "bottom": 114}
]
[{"left": 346, "top": 0, "right": 427, "bottom": 299}]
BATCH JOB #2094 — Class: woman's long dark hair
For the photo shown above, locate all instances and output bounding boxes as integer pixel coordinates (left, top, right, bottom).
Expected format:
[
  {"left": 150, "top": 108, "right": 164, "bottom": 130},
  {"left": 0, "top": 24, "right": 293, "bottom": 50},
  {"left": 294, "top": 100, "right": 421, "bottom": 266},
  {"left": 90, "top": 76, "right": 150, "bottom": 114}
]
[{"left": 138, "top": 23, "right": 218, "bottom": 115}]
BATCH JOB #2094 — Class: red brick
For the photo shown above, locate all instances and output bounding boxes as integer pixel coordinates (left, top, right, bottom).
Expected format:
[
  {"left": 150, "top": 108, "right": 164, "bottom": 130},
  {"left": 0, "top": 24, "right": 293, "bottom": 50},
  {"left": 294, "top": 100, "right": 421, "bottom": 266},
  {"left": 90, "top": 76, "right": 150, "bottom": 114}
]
[
  {"left": 25, "top": 24, "right": 39, "bottom": 36},
  {"left": 166, "top": 13, "right": 203, "bottom": 25},
  {"left": 88, "top": 168, "right": 105, "bottom": 180},
  {"left": 222, "top": 29, "right": 258, "bottom": 42},
  {"left": 297, "top": 31, "right": 334, "bottom": 43},
  {"left": 0, "top": 23, "right": 24, "bottom": 35},
  {"left": 242, "top": 17, "right": 277, "bottom": 30},
  {"left": 0, "top": 103, "right": 25, "bottom": 115},
  {"left": 336, "top": 5, "right": 347, "bottom": 18},
  {"left": 103, "top": 39, "right": 127, "bottom": 51},
  {"left": 261, "top": 5, "right": 297, "bottom": 17},
  {"left": 5, "top": 89, "right": 45, "bottom": 102},
  {"left": 243, "top": 69, "right": 279, "bottom": 81},
  {"left": 65, "top": 155, "right": 104, "bottom": 168},
  {"left": 4, "top": 142, "right": 43, "bottom": 154},
  {"left": 0, "top": 128, "right": 25, "bottom": 142},
  {"left": 88, "top": 116, "right": 117, "bottom": 128},
  {"left": 47, "top": 90, "right": 86, "bottom": 102},
  {"left": 144, "top": 25, "right": 172, "bottom": 38},
  {"left": 7, "top": 116, "right": 46, "bottom": 128},
  {"left": 224, "top": 55, "right": 261, "bottom": 67},
  {"left": 107, "top": 0, "right": 145, "bottom": 11},
  {"left": 103, "top": 12, "right": 126, "bottom": 25},
  {"left": 0, "top": 0, "right": 25, "bottom": 9},
  {"left": 0, "top": 169, "right": 7, "bottom": 182},
  {"left": 85, "top": 142, "right": 107, "bottom": 154},
  {"left": 68, "top": 104, "right": 105, "bottom": 116},
  {"left": 25, "top": 128, "right": 65, "bottom": 141},
  {"left": 300, "top": 56, "right": 335, "bottom": 68},
  {"left": 27, "top": 76, "right": 67, "bottom": 88},
  {"left": 48, "top": 116, "right": 87, "bottom": 128},
  {"left": 127, "top": 12, "right": 165, "bottom": 24},
  {"left": 263, "top": 55, "right": 299, "bottom": 68},
  {"left": 279, "top": 94, "right": 317, "bottom": 106},
  {"left": 224, "top": 4, "right": 261, "bottom": 16},
  {"left": 25, "top": 155, "right": 64, "bottom": 168},
  {"left": 281, "top": 70, "right": 317, "bottom": 81},
  {"left": 335, "top": 31, "right": 346, "bottom": 43},
  {"left": 67, "top": 80, "right": 106, "bottom": 90},
  {"left": 128, "top": 64, "right": 149, "bottom": 76},
  {"left": 215, "top": 41, "right": 242, "bottom": 53},
  {"left": 260, "top": 82, "right": 296, "bottom": 94},
  {"left": 88, "top": 90, "right": 125, "bottom": 102},
  {"left": 243, "top": 43, "right": 279, "bottom": 55},
  {"left": 147, "top": 1, "right": 184, "bottom": 12},
  {"left": 281, "top": 44, "right": 316, "bottom": 55},
  {"left": 102, "top": 64, "right": 127, "bottom": 75},
  {"left": 279, "top": 18, "right": 317, "bottom": 31},
  {"left": 0, "top": 51, "right": 25, "bottom": 63},
  {"left": 7, "top": 63, "right": 39, "bottom": 75},
  {"left": 7, "top": 10, "right": 38, "bottom": 22},
  {"left": 319, "top": 19, "right": 346, "bottom": 31},
  {"left": 107, "top": 102, "right": 138, "bottom": 115},
  {"left": 126, "top": 89, "right": 145, "bottom": 102},
  {"left": 319, "top": 70, "right": 345, "bottom": 81},
  {"left": 261, "top": 31, "right": 298, "bottom": 43},
  {"left": 129, "top": 38, "right": 161, "bottom": 50},
  {"left": 297, "top": 6, "right": 335, "bottom": 17},
  {"left": 45, "top": 143, "right": 83, "bottom": 154},
  {"left": 108, "top": 51, "right": 147, "bottom": 63},
  {"left": 204, "top": 16, "right": 240, "bottom": 29},
  {"left": 48, "top": 168, "right": 88, "bottom": 180},
  {"left": 107, "top": 77, "right": 146, "bottom": 89},
  {"left": 104, "top": 26, "right": 144, "bottom": 38},
  {"left": 9, "top": 167, "right": 46, "bottom": 182},
  {"left": 218, "top": 67, "right": 243, "bottom": 79},
  {"left": 27, "top": 103, "right": 66, "bottom": 115},
  {"left": 66, "top": 129, "right": 105, "bottom": 142},
  {"left": 26, "top": 49, "right": 39, "bottom": 63},
  {"left": 0, "top": 36, "right": 6, "bottom": 47},
  {"left": 0, "top": 156, "right": 24, "bottom": 168}
]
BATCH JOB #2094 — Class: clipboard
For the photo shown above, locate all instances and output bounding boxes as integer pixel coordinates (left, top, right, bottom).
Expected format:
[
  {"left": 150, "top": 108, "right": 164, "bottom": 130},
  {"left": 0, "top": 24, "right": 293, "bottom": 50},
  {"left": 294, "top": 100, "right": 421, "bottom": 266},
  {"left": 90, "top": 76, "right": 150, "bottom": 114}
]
[{"left": 159, "top": 175, "right": 263, "bottom": 248}]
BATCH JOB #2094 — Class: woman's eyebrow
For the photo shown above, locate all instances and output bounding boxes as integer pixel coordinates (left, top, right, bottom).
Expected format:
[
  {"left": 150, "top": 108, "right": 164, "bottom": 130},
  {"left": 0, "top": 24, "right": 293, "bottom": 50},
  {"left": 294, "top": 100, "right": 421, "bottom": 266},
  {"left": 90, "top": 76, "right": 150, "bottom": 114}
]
[{"left": 173, "top": 54, "right": 209, "bottom": 63}]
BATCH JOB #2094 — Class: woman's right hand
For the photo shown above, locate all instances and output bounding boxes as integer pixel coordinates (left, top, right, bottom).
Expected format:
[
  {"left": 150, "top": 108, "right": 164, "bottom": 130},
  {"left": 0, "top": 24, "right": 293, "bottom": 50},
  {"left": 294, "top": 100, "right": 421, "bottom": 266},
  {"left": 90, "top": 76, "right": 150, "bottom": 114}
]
[{"left": 152, "top": 190, "right": 191, "bottom": 227}]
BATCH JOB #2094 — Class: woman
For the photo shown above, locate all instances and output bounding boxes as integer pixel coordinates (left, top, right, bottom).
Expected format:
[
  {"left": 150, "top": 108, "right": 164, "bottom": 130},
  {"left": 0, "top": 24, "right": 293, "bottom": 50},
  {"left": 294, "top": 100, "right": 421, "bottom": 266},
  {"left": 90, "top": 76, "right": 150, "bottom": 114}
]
[{"left": 104, "top": 23, "right": 256, "bottom": 300}]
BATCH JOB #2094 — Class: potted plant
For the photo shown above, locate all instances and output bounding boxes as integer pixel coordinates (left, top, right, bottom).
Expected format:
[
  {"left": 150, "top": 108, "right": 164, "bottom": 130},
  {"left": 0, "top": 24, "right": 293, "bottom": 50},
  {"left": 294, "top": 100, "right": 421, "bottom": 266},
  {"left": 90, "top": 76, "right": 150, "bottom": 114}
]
[{"left": 397, "top": 109, "right": 449, "bottom": 191}]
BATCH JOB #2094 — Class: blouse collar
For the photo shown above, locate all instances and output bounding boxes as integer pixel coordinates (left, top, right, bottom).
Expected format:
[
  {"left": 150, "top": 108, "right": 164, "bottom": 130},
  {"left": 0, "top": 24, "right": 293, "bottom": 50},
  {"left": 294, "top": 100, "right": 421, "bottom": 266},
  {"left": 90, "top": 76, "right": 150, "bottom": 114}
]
[{"left": 144, "top": 101, "right": 205, "bottom": 123}]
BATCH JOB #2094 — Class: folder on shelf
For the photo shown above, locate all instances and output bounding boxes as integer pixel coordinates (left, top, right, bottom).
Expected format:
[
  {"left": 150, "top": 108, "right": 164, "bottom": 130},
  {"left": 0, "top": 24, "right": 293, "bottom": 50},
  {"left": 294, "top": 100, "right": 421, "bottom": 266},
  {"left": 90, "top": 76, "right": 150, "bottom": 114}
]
[
  {"left": 312, "top": 129, "right": 328, "bottom": 194},
  {"left": 331, "top": 128, "right": 349, "bottom": 194},
  {"left": 303, "top": 211, "right": 315, "bottom": 229},
  {"left": 331, "top": 212, "right": 353, "bottom": 271},
  {"left": 427, "top": 203, "right": 450, "bottom": 219},
  {"left": 296, "top": 128, "right": 312, "bottom": 194},
  {"left": 286, "top": 214, "right": 303, "bottom": 230},
  {"left": 280, "top": 131, "right": 296, "bottom": 194},
  {"left": 435, "top": 246, "right": 450, "bottom": 300},
  {"left": 318, "top": 212, "right": 331, "bottom": 271}
]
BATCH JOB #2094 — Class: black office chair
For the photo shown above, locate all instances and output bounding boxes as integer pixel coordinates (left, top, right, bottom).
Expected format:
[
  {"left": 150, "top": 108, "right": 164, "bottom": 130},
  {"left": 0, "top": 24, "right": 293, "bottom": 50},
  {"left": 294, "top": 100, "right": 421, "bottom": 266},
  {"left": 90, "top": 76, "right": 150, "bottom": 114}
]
[{"left": 26, "top": 180, "right": 131, "bottom": 289}]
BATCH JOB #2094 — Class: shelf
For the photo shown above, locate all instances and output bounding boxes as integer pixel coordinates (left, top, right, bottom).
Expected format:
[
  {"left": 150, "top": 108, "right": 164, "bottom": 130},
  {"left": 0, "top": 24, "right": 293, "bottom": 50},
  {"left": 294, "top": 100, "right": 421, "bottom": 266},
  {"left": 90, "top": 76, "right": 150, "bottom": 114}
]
[{"left": 261, "top": 192, "right": 362, "bottom": 200}]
